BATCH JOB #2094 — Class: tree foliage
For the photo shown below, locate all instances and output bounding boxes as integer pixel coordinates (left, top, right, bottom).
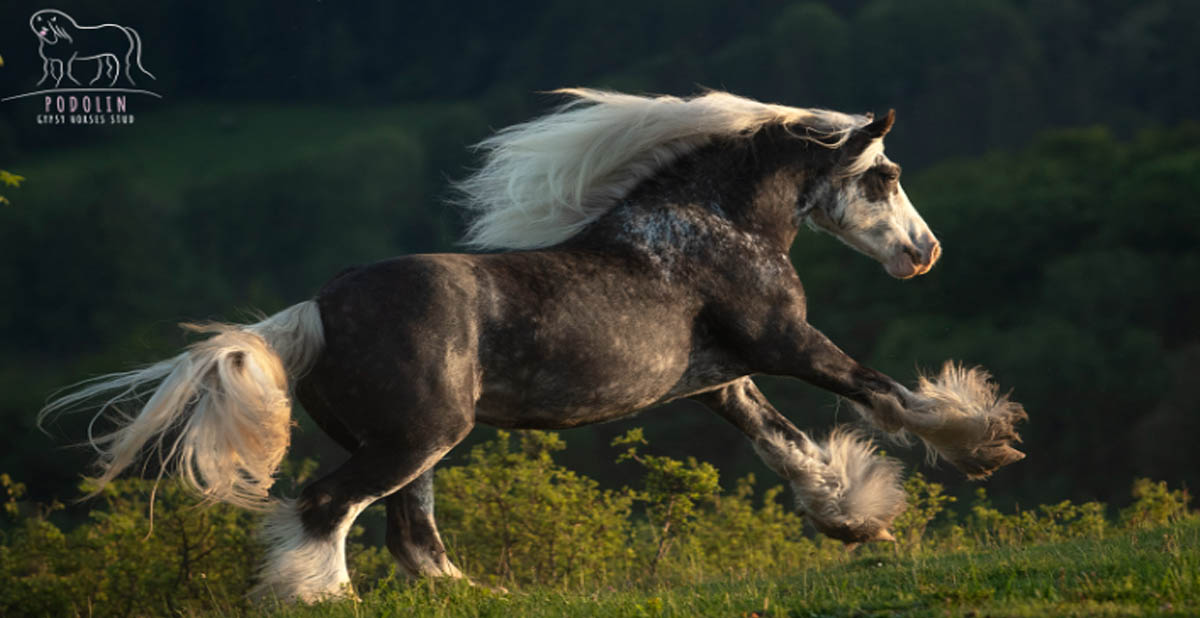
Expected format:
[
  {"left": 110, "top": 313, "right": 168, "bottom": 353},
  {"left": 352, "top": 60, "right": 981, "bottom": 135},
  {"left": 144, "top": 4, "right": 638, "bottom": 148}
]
[{"left": 2, "top": 0, "right": 1195, "bottom": 167}]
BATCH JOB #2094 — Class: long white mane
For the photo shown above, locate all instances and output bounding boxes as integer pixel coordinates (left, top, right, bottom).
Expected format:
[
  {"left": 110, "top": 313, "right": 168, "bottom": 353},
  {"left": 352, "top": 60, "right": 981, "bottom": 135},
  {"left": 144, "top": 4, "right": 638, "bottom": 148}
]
[{"left": 455, "top": 89, "right": 876, "bottom": 251}]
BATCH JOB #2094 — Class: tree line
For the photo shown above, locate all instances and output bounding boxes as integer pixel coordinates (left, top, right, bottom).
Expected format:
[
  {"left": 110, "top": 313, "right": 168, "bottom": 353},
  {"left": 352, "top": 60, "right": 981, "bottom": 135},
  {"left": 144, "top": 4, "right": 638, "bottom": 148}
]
[
  {"left": 0, "top": 0, "right": 1196, "bottom": 515},
  {"left": 1, "top": 0, "right": 1197, "bottom": 168}
]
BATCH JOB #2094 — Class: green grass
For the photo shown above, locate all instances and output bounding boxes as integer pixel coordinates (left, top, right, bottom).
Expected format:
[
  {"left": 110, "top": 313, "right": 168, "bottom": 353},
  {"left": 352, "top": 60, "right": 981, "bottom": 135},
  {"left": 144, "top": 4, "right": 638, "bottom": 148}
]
[{"left": 260, "top": 520, "right": 1199, "bottom": 618}]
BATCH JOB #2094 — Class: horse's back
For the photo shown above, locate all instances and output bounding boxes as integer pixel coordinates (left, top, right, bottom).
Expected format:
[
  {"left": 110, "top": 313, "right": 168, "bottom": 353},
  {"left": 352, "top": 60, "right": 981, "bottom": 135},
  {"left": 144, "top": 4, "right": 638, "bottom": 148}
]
[{"left": 313, "top": 253, "right": 484, "bottom": 371}]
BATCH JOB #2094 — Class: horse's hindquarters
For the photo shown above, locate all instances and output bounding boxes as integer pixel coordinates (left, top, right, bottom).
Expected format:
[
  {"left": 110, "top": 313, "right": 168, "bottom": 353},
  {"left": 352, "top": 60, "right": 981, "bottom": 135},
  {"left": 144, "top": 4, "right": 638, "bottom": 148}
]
[{"left": 302, "top": 254, "right": 484, "bottom": 445}]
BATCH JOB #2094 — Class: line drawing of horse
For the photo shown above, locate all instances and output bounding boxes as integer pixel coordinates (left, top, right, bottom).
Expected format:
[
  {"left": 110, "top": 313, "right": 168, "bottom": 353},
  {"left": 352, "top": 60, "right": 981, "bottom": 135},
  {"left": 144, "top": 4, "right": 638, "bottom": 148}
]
[
  {"left": 40, "top": 89, "right": 1028, "bottom": 603},
  {"left": 29, "top": 8, "right": 156, "bottom": 88}
]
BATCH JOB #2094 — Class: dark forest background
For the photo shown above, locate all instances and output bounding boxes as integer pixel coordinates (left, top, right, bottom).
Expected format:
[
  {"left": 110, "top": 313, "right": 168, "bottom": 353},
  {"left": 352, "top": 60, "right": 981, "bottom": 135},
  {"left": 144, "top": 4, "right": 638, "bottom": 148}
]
[{"left": 1, "top": 0, "right": 1197, "bottom": 519}]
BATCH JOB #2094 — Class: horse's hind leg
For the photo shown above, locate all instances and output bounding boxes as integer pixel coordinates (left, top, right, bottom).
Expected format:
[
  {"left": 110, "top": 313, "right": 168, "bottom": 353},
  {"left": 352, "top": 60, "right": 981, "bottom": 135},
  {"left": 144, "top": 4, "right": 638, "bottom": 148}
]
[
  {"left": 253, "top": 415, "right": 472, "bottom": 602},
  {"left": 693, "top": 377, "right": 906, "bottom": 546},
  {"left": 385, "top": 469, "right": 463, "bottom": 579}
]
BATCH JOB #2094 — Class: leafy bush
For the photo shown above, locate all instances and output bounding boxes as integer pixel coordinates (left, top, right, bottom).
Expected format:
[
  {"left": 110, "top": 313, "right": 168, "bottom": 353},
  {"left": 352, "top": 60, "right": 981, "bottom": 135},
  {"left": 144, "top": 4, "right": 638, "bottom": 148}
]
[
  {"left": 0, "top": 474, "right": 256, "bottom": 617},
  {"left": 890, "top": 472, "right": 957, "bottom": 552},
  {"left": 435, "top": 430, "right": 635, "bottom": 588},
  {"left": 612, "top": 428, "right": 720, "bottom": 575},
  {"left": 671, "top": 475, "right": 836, "bottom": 580},
  {"left": 1, "top": 432, "right": 1195, "bottom": 615},
  {"left": 964, "top": 491, "right": 1110, "bottom": 547},
  {"left": 1120, "top": 478, "right": 1194, "bottom": 530},
  {"left": 435, "top": 429, "right": 839, "bottom": 586}
]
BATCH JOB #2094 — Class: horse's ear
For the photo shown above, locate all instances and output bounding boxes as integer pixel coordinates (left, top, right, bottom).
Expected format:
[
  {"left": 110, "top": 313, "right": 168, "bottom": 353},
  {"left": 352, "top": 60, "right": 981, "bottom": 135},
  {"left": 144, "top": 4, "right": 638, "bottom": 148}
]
[
  {"left": 840, "top": 109, "right": 894, "bottom": 160},
  {"left": 863, "top": 109, "right": 895, "bottom": 139}
]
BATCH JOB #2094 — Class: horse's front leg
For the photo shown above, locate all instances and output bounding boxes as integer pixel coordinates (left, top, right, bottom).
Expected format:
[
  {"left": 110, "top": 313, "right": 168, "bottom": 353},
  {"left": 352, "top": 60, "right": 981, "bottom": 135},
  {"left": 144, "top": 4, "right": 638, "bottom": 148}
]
[
  {"left": 768, "top": 322, "right": 1027, "bottom": 479},
  {"left": 693, "top": 378, "right": 904, "bottom": 547}
]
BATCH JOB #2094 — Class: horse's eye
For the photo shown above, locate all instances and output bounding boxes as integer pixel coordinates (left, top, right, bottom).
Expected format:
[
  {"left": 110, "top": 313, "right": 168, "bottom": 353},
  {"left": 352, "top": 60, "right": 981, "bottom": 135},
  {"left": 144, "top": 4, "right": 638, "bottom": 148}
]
[{"left": 873, "top": 169, "right": 898, "bottom": 183}]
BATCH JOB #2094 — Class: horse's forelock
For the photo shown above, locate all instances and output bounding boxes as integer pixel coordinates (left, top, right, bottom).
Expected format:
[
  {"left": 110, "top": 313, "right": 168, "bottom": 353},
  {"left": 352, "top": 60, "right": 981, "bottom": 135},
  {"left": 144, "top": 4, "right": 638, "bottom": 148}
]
[{"left": 836, "top": 137, "right": 886, "bottom": 179}]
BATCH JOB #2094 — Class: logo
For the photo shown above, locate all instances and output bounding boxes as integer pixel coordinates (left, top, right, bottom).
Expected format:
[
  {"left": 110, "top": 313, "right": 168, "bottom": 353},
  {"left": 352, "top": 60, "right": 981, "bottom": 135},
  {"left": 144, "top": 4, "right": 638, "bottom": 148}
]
[{"left": 2, "top": 8, "right": 162, "bottom": 126}]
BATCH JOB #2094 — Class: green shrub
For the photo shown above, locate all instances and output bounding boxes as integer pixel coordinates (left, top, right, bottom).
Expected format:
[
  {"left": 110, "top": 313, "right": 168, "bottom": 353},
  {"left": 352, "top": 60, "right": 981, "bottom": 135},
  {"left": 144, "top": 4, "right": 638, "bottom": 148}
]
[
  {"left": 672, "top": 475, "right": 832, "bottom": 580},
  {"left": 1120, "top": 478, "right": 1194, "bottom": 529},
  {"left": 435, "top": 431, "right": 635, "bottom": 588},
  {"left": 2, "top": 435, "right": 1196, "bottom": 615},
  {"left": 966, "top": 487, "right": 1111, "bottom": 547},
  {"left": 890, "top": 471, "right": 956, "bottom": 552},
  {"left": 0, "top": 475, "right": 256, "bottom": 617},
  {"left": 613, "top": 428, "right": 720, "bottom": 575}
]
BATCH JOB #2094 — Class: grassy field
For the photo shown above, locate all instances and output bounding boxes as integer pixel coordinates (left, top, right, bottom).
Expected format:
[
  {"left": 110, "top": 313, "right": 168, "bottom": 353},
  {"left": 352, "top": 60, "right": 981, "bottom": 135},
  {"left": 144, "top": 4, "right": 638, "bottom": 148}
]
[{"left": 255, "top": 520, "right": 1198, "bottom": 618}]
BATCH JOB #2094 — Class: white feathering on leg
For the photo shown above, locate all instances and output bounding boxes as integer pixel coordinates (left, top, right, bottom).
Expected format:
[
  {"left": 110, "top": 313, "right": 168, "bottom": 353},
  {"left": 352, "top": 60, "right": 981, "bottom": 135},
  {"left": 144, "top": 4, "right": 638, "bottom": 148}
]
[
  {"left": 846, "top": 362, "right": 1028, "bottom": 479},
  {"left": 755, "top": 428, "right": 905, "bottom": 542},
  {"left": 251, "top": 498, "right": 366, "bottom": 603},
  {"left": 910, "top": 362, "right": 1028, "bottom": 479}
]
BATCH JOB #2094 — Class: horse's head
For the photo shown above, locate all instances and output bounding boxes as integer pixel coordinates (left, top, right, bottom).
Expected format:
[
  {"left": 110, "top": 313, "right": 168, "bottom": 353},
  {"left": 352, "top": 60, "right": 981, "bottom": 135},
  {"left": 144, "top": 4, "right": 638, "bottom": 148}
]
[
  {"left": 802, "top": 111, "right": 940, "bottom": 279},
  {"left": 30, "top": 9, "right": 74, "bottom": 45}
]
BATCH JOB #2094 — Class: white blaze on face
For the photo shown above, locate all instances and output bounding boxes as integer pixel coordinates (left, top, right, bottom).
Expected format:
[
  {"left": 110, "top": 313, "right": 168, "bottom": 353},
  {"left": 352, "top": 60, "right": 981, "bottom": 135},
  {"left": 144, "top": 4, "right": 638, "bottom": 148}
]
[{"left": 808, "top": 151, "right": 941, "bottom": 279}]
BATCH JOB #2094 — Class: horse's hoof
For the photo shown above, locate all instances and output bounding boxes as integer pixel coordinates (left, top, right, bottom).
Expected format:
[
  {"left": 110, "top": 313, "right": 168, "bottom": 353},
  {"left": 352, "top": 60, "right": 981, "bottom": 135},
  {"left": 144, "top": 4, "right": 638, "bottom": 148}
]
[
  {"left": 817, "top": 520, "right": 897, "bottom": 551},
  {"left": 785, "top": 429, "right": 907, "bottom": 547},
  {"left": 913, "top": 362, "right": 1028, "bottom": 479},
  {"left": 945, "top": 443, "right": 1026, "bottom": 480}
]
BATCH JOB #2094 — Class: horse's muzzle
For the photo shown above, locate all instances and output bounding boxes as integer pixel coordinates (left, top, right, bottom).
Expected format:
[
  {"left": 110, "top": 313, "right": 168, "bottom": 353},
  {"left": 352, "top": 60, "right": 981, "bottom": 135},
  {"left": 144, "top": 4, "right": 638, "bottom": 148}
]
[{"left": 887, "top": 237, "right": 941, "bottom": 279}]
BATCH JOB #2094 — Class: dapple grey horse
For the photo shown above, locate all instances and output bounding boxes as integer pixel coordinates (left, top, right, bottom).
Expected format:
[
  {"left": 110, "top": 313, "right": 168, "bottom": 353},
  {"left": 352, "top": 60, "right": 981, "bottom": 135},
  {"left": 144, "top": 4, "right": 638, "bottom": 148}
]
[{"left": 42, "top": 89, "right": 1026, "bottom": 601}]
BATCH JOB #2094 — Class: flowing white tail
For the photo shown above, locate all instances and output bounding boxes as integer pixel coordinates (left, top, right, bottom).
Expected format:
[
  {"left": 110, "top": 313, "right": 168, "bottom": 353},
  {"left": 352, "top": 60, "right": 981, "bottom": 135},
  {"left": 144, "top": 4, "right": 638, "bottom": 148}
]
[{"left": 39, "top": 301, "right": 325, "bottom": 509}]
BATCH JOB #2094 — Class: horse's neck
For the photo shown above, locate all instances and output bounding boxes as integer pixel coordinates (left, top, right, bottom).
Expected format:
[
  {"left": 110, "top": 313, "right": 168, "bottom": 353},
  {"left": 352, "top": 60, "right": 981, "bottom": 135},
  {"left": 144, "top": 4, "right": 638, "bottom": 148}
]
[
  {"left": 575, "top": 196, "right": 788, "bottom": 274},
  {"left": 569, "top": 137, "right": 820, "bottom": 256}
]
